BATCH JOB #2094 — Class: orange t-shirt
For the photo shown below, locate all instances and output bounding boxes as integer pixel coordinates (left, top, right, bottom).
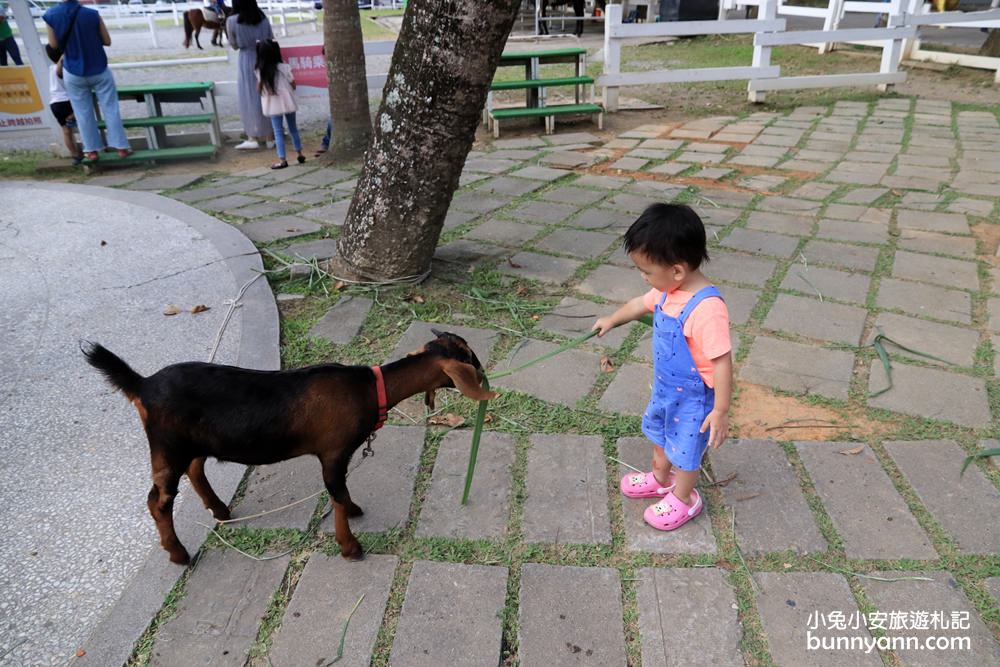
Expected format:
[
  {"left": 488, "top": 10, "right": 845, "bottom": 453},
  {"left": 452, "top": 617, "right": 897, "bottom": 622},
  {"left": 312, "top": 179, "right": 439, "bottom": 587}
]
[{"left": 643, "top": 287, "right": 731, "bottom": 388}]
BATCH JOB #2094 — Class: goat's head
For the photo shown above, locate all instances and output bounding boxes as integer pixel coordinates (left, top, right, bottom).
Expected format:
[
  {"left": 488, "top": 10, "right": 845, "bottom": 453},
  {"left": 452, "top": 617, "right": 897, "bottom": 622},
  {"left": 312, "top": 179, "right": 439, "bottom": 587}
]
[{"left": 415, "top": 329, "right": 497, "bottom": 408}]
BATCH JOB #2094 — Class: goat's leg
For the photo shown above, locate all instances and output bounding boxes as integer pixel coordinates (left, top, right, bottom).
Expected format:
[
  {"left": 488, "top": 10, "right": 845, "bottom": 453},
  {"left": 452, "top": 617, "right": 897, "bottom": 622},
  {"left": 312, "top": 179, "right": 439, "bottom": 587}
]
[
  {"left": 186, "top": 457, "right": 231, "bottom": 521},
  {"left": 147, "top": 465, "right": 189, "bottom": 564},
  {"left": 321, "top": 455, "right": 363, "bottom": 560}
]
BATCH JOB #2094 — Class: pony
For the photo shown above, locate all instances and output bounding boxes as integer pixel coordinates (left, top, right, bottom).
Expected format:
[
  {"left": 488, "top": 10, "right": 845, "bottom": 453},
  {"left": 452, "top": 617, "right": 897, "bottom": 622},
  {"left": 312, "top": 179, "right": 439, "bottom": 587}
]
[{"left": 183, "top": 6, "right": 233, "bottom": 50}]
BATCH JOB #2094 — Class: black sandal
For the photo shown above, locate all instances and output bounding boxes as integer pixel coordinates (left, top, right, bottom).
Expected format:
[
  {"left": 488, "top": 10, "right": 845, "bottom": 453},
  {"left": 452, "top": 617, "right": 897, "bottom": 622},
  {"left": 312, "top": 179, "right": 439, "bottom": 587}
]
[
  {"left": 271, "top": 160, "right": 288, "bottom": 170},
  {"left": 297, "top": 154, "right": 306, "bottom": 164}
]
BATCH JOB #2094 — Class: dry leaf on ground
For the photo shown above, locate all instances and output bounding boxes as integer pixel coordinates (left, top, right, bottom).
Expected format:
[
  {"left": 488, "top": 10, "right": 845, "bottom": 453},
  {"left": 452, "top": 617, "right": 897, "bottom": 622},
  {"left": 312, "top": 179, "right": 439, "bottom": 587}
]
[
  {"left": 428, "top": 413, "right": 465, "bottom": 427},
  {"left": 600, "top": 356, "right": 615, "bottom": 373},
  {"left": 190, "top": 304, "right": 210, "bottom": 314},
  {"left": 839, "top": 445, "right": 865, "bottom": 456},
  {"left": 163, "top": 304, "right": 182, "bottom": 316}
]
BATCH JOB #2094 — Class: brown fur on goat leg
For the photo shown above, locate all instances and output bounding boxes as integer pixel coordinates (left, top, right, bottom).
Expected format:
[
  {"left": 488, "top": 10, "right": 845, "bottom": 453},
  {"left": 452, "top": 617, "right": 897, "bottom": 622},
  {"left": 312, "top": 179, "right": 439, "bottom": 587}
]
[{"left": 81, "top": 331, "right": 496, "bottom": 564}]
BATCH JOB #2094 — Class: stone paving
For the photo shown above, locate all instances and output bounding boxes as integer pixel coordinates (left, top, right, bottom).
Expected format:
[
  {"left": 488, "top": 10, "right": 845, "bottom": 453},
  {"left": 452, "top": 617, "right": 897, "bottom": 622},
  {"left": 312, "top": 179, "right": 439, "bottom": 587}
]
[{"left": 65, "top": 98, "right": 1000, "bottom": 666}]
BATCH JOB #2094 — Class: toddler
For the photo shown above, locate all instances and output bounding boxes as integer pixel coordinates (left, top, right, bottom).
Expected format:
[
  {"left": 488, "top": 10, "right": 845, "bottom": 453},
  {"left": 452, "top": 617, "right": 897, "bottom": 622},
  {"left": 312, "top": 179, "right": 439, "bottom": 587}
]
[
  {"left": 49, "top": 59, "right": 82, "bottom": 166},
  {"left": 593, "top": 203, "right": 732, "bottom": 531},
  {"left": 255, "top": 39, "right": 304, "bottom": 170}
]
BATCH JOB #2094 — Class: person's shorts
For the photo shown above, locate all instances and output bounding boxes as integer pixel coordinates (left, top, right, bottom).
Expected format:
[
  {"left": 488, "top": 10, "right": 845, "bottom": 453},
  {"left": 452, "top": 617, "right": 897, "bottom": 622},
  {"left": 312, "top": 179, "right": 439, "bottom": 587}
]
[{"left": 50, "top": 101, "right": 76, "bottom": 128}]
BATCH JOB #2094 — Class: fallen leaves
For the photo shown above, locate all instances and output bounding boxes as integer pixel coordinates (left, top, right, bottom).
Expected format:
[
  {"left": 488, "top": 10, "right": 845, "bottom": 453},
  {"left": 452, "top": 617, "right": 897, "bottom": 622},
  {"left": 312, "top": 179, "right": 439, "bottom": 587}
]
[
  {"left": 75, "top": 649, "right": 86, "bottom": 658},
  {"left": 839, "top": 445, "right": 865, "bottom": 456},
  {"left": 599, "top": 356, "right": 615, "bottom": 373},
  {"left": 164, "top": 304, "right": 211, "bottom": 316},
  {"left": 428, "top": 413, "right": 465, "bottom": 428},
  {"left": 704, "top": 472, "right": 737, "bottom": 488}
]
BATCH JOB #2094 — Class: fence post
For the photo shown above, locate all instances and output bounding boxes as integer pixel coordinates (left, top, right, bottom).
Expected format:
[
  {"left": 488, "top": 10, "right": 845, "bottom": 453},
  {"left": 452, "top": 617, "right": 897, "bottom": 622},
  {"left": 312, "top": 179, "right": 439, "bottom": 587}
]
[
  {"left": 901, "top": 0, "right": 922, "bottom": 59},
  {"left": 279, "top": 5, "right": 288, "bottom": 36},
  {"left": 748, "top": 0, "right": 777, "bottom": 103},
  {"left": 147, "top": 13, "right": 159, "bottom": 49},
  {"left": 172, "top": 4, "right": 179, "bottom": 26},
  {"left": 718, "top": 0, "right": 729, "bottom": 22},
  {"left": 878, "top": 0, "right": 905, "bottom": 92},
  {"left": 819, "top": 0, "right": 844, "bottom": 54},
  {"left": 602, "top": 2, "right": 621, "bottom": 112}
]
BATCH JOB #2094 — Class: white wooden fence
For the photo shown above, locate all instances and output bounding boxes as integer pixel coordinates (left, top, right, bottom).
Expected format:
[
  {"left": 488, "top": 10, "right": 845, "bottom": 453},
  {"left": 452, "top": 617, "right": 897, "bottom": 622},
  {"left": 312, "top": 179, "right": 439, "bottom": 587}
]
[
  {"left": 599, "top": 0, "right": 1000, "bottom": 109},
  {"left": 723, "top": 0, "right": 1000, "bottom": 79}
]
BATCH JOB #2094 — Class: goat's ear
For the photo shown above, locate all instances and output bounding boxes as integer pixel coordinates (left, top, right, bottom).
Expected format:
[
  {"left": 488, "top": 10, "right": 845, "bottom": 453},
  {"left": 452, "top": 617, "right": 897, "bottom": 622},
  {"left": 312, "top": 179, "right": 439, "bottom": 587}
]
[
  {"left": 441, "top": 359, "right": 498, "bottom": 401},
  {"left": 424, "top": 390, "right": 435, "bottom": 410},
  {"left": 407, "top": 345, "right": 427, "bottom": 358}
]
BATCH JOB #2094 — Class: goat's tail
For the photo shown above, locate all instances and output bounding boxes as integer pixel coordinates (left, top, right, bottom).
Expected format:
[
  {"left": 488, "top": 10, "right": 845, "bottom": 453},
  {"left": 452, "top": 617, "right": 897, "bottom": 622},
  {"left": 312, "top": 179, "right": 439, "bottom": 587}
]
[{"left": 82, "top": 341, "right": 145, "bottom": 401}]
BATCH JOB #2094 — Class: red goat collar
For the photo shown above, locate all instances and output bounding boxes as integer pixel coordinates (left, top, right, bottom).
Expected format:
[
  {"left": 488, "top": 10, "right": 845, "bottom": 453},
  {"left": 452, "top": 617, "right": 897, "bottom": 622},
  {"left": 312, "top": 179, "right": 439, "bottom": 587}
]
[{"left": 371, "top": 365, "right": 388, "bottom": 431}]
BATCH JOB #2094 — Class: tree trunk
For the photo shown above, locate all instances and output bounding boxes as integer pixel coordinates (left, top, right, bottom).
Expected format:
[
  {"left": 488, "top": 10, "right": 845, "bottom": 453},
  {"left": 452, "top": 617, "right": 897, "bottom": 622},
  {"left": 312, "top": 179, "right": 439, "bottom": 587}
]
[
  {"left": 336, "top": 0, "right": 522, "bottom": 281},
  {"left": 324, "top": 0, "right": 372, "bottom": 158},
  {"left": 980, "top": 30, "right": 1000, "bottom": 58}
]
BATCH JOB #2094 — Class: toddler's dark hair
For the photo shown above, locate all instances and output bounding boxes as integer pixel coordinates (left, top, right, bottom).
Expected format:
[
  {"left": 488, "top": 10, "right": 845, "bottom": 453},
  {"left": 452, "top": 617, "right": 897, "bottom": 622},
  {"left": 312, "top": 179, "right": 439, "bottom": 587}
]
[
  {"left": 623, "top": 203, "right": 709, "bottom": 270},
  {"left": 255, "top": 39, "right": 283, "bottom": 96}
]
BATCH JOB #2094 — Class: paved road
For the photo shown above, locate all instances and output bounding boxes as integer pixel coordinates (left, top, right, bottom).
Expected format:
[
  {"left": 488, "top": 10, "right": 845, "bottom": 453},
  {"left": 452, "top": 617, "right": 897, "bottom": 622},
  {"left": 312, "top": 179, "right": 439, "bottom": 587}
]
[{"left": 0, "top": 182, "right": 278, "bottom": 665}]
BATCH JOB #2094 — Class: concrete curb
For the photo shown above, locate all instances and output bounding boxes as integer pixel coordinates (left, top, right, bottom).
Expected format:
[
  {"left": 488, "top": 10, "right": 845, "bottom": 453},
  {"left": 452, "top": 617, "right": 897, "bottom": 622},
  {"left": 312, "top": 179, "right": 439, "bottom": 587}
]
[{"left": 11, "top": 182, "right": 281, "bottom": 667}]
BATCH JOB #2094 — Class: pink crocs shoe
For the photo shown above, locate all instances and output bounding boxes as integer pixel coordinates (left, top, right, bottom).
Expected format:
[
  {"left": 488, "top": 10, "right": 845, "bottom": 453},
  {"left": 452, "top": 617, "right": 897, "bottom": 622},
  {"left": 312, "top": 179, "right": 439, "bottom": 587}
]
[
  {"left": 644, "top": 489, "right": 703, "bottom": 531},
  {"left": 620, "top": 470, "right": 676, "bottom": 499}
]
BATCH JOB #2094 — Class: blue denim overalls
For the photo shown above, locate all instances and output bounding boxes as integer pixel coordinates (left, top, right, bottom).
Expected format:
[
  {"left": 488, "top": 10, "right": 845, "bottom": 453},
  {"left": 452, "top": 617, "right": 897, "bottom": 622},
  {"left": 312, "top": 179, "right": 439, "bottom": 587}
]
[{"left": 641, "top": 286, "right": 723, "bottom": 471}]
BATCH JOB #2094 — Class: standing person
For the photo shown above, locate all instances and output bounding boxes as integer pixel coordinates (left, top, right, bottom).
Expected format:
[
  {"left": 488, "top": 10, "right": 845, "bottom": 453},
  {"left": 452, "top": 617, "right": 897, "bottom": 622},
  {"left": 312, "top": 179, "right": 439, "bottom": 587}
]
[
  {"left": 226, "top": 0, "right": 274, "bottom": 150},
  {"left": 658, "top": 0, "right": 680, "bottom": 23},
  {"left": 50, "top": 59, "right": 83, "bottom": 165},
  {"left": 0, "top": 12, "right": 24, "bottom": 66},
  {"left": 255, "top": 39, "right": 304, "bottom": 169},
  {"left": 593, "top": 204, "right": 732, "bottom": 532},
  {"left": 43, "top": 0, "right": 130, "bottom": 161}
]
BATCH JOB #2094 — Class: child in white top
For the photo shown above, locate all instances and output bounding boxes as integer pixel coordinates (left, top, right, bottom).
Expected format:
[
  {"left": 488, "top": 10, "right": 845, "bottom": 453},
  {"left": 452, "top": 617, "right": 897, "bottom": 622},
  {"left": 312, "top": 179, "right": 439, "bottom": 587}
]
[
  {"left": 255, "top": 39, "right": 303, "bottom": 170},
  {"left": 49, "top": 60, "right": 82, "bottom": 165}
]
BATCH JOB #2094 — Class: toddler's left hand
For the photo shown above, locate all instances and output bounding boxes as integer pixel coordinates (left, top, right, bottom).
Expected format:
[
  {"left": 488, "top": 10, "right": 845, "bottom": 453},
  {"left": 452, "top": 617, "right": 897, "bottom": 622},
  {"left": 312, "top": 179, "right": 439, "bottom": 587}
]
[{"left": 699, "top": 409, "right": 729, "bottom": 449}]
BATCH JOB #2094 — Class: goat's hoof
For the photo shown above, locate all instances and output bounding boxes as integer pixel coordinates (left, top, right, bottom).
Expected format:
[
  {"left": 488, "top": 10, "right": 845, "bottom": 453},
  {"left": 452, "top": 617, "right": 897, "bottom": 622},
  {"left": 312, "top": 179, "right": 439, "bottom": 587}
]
[
  {"left": 340, "top": 544, "right": 364, "bottom": 561},
  {"left": 169, "top": 549, "right": 191, "bottom": 565},
  {"left": 211, "top": 507, "right": 232, "bottom": 521},
  {"left": 347, "top": 503, "right": 364, "bottom": 518}
]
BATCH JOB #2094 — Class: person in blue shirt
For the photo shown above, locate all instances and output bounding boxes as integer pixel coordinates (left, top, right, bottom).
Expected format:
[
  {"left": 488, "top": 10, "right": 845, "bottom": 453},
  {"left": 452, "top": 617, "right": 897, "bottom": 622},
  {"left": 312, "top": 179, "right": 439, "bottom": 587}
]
[{"left": 43, "top": 0, "right": 130, "bottom": 161}]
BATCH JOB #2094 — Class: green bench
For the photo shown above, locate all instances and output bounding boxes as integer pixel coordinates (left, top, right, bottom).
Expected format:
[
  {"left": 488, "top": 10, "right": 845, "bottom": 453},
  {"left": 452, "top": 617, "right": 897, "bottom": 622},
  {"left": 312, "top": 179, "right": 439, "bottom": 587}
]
[
  {"left": 81, "top": 145, "right": 217, "bottom": 166},
  {"left": 490, "top": 75, "right": 594, "bottom": 91},
  {"left": 490, "top": 102, "right": 603, "bottom": 137},
  {"left": 486, "top": 47, "right": 602, "bottom": 137},
  {"left": 83, "top": 82, "right": 221, "bottom": 166},
  {"left": 98, "top": 113, "right": 217, "bottom": 130}
]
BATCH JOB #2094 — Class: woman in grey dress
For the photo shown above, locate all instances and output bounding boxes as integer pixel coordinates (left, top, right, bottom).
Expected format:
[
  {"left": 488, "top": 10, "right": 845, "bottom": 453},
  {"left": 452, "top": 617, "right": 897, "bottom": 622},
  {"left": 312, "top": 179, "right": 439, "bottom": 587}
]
[{"left": 227, "top": 0, "right": 273, "bottom": 149}]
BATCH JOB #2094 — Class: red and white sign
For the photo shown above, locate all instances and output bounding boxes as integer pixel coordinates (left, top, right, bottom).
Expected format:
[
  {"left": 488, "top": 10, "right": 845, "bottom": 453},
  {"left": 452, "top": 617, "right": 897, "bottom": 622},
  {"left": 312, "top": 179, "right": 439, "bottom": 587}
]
[{"left": 280, "top": 44, "right": 328, "bottom": 100}]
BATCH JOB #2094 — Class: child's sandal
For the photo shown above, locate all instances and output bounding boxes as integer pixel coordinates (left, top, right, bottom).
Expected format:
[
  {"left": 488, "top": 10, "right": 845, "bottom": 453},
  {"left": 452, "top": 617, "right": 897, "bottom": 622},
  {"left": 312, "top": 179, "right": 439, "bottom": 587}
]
[
  {"left": 270, "top": 160, "right": 288, "bottom": 170},
  {"left": 620, "top": 470, "right": 676, "bottom": 498},
  {"left": 644, "top": 489, "right": 702, "bottom": 531}
]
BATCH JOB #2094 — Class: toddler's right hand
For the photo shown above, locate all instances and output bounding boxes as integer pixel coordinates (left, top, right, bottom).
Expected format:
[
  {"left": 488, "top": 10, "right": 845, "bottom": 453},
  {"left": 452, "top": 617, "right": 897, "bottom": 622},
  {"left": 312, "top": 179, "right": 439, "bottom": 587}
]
[{"left": 592, "top": 316, "right": 616, "bottom": 337}]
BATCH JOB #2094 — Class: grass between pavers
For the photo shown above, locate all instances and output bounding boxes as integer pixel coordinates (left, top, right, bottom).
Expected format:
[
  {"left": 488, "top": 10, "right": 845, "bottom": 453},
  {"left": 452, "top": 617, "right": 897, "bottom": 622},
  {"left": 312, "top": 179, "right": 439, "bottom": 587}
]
[
  {"left": 122, "top": 99, "right": 1000, "bottom": 666},
  {"left": 124, "top": 567, "right": 194, "bottom": 667}
]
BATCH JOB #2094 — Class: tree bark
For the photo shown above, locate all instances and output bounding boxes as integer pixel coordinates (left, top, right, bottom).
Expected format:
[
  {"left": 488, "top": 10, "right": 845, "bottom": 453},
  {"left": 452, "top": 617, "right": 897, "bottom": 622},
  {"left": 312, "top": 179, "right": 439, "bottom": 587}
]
[
  {"left": 980, "top": 30, "right": 1000, "bottom": 58},
  {"left": 324, "top": 0, "right": 372, "bottom": 158},
  {"left": 336, "top": 0, "right": 522, "bottom": 281}
]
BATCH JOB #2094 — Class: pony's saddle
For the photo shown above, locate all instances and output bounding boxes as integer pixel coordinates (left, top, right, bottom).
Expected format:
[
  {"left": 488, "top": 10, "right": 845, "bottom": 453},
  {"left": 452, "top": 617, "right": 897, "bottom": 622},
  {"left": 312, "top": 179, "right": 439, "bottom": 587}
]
[{"left": 201, "top": 7, "right": 220, "bottom": 22}]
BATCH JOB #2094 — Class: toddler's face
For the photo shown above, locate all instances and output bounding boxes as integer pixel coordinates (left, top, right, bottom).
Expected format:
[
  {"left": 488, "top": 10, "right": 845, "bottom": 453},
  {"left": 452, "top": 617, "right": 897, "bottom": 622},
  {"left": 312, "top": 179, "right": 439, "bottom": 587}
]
[{"left": 630, "top": 251, "right": 685, "bottom": 293}]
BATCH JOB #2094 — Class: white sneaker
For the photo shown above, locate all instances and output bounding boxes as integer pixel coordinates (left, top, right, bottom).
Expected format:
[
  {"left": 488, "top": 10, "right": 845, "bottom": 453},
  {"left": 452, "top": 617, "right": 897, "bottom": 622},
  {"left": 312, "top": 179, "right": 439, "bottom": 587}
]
[
  {"left": 266, "top": 140, "right": 275, "bottom": 149},
  {"left": 234, "top": 140, "right": 259, "bottom": 150}
]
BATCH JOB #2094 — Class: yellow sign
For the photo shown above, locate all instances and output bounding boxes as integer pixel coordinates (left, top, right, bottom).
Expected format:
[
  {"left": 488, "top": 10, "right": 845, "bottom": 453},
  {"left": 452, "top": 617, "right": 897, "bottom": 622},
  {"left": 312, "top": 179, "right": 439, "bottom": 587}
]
[{"left": 0, "top": 65, "right": 46, "bottom": 131}]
